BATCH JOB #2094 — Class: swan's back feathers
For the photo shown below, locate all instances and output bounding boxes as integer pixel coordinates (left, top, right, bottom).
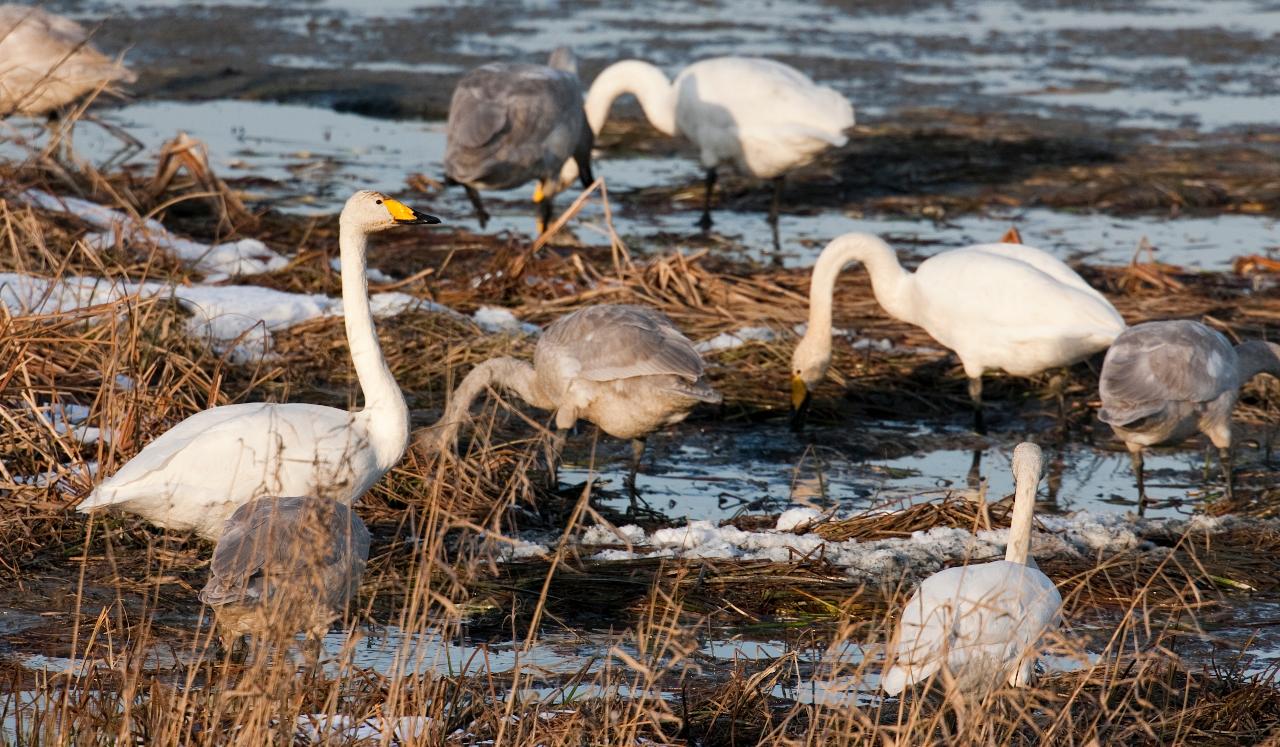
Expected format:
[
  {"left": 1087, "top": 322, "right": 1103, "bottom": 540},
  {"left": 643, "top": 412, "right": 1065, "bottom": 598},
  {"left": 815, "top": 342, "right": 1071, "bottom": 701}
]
[
  {"left": 78, "top": 402, "right": 382, "bottom": 538},
  {"left": 445, "top": 61, "right": 589, "bottom": 190},
  {"left": 1098, "top": 321, "right": 1235, "bottom": 426},
  {"left": 911, "top": 246, "right": 1124, "bottom": 372},
  {"left": 199, "top": 496, "right": 370, "bottom": 611},
  {"left": 0, "top": 5, "right": 135, "bottom": 116},
  {"left": 884, "top": 560, "right": 1062, "bottom": 695},
  {"left": 676, "top": 57, "right": 853, "bottom": 137},
  {"left": 537, "top": 305, "right": 707, "bottom": 384}
]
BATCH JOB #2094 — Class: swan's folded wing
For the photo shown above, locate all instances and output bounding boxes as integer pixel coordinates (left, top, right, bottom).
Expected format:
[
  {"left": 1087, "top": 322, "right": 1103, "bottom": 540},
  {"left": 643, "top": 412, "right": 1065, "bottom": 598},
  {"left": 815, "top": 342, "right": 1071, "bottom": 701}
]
[
  {"left": 446, "top": 64, "right": 586, "bottom": 180},
  {"left": 1100, "top": 322, "right": 1236, "bottom": 414},
  {"left": 77, "top": 403, "right": 361, "bottom": 511},
  {"left": 539, "top": 305, "right": 705, "bottom": 383}
]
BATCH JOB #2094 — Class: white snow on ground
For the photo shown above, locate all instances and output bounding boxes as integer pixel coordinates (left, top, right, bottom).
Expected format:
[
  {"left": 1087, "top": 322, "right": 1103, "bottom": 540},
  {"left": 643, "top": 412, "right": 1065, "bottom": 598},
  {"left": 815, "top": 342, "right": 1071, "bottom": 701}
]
[
  {"left": 560, "top": 511, "right": 1240, "bottom": 584},
  {"left": 0, "top": 272, "right": 447, "bottom": 361},
  {"left": 20, "top": 190, "right": 289, "bottom": 281},
  {"left": 776, "top": 507, "right": 823, "bottom": 532},
  {"left": 695, "top": 326, "right": 776, "bottom": 353},
  {"left": 294, "top": 714, "right": 432, "bottom": 742},
  {"left": 473, "top": 305, "right": 541, "bottom": 335}
]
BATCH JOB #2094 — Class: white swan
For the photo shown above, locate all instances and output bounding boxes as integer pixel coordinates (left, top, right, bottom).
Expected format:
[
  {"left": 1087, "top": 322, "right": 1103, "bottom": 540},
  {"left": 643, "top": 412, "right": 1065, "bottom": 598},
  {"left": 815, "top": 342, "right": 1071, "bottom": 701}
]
[
  {"left": 579, "top": 56, "right": 853, "bottom": 235},
  {"left": 77, "top": 191, "right": 440, "bottom": 539},
  {"left": 882, "top": 442, "right": 1062, "bottom": 695},
  {"left": 1098, "top": 319, "right": 1280, "bottom": 505},
  {"left": 0, "top": 5, "right": 135, "bottom": 116},
  {"left": 419, "top": 304, "right": 720, "bottom": 499},
  {"left": 789, "top": 233, "right": 1125, "bottom": 430}
]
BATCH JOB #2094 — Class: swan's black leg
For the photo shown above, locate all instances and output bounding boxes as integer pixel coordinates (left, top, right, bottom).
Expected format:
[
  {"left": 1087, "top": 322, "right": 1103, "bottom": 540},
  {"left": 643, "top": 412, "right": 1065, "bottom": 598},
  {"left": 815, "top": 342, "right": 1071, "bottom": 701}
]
[
  {"left": 698, "top": 168, "right": 717, "bottom": 232},
  {"left": 463, "top": 185, "right": 490, "bottom": 227},
  {"left": 968, "top": 377, "right": 986, "bottom": 435},
  {"left": 625, "top": 437, "right": 646, "bottom": 511}
]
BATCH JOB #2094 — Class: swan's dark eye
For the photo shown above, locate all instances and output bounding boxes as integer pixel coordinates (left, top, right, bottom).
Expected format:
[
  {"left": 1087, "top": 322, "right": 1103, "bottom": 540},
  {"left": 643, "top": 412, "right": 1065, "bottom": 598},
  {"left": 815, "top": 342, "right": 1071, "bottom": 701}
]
[{"left": 375, "top": 199, "right": 383, "bottom": 204}]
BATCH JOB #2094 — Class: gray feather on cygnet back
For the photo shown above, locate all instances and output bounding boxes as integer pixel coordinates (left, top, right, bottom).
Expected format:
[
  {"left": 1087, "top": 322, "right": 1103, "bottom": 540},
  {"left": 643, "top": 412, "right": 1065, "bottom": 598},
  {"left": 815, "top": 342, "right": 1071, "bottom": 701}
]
[
  {"left": 1099, "top": 320, "right": 1235, "bottom": 426},
  {"left": 539, "top": 305, "right": 703, "bottom": 381},
  {"left": 444, "top": 52, "right": 590, "bottom": 190},
  {"left": 199, "top": 496, "right": 370, "bottom": 623}
]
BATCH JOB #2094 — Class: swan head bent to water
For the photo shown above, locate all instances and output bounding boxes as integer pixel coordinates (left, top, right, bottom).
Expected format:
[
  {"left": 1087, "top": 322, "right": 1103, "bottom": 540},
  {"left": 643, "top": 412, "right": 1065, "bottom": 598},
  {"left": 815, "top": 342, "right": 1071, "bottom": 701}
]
[{"left": 341, "top": 190, "right": 440, "bottom": 232}]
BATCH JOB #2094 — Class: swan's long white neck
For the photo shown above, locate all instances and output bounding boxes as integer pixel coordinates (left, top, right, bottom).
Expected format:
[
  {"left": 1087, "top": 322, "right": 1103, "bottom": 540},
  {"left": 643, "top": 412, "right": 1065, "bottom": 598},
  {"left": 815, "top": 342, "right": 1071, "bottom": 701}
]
[
  {"left": 1235, "top": 341, "right": 1280, "bottom": 386},
  {"left": 428, "top": 357, "right": 553, "bottom": 450},
  {"left": 584, "top": 60, "right": 677, "bottom": 136},
  {"left": 1005, "top": 458, "right": 1042, "bottom": 565},
  {"left": 803, "top": 233, "right": 913, "bottom": 350},
  {"left": 339, "top": 219, "right": 409, "bottom": 468}
]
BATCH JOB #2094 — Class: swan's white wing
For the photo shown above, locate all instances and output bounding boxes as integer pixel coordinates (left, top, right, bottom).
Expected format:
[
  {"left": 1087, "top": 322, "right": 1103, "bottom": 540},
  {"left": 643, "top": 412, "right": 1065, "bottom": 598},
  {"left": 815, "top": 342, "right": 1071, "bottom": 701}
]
[
  {"left": 912, "top": 248, "right": 1124, "bottom": 372},
  {"left": 676, "top": 57, "right": 853, "bottom": 139},
  {"left": 537, "top": 305, "right": 706, "bottom": 384},
  {"left": 962, "top": 243, "right": 1109, "bottom": 303},
  {"left": 673, "top": 57, "right": 853, "bottom": 176},
  {"left": 884, "top": 561, "right": 1062, "bottom": 695},
  {"left": 79, "top": 402, "right": 377, "bottom": 537},
  {"left": 1099, "top": 321, "right": 1236, "bottom": 425},
  {"left": 0, "top": 6, "right": 134, "bottom": 115}
]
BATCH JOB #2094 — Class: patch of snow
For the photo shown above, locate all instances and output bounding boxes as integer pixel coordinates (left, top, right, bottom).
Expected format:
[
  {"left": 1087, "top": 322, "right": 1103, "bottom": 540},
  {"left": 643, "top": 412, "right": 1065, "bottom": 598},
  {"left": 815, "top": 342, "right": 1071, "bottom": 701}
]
[
  {"left": 0, "top": 272, "right": 454, "bottom": 359},
  {"left": 580, "top": 524, "right": 648, "bottom": 545},
  {"left": 696, "top": 326, "right": 776, "bottom": 353},
  {"left": 498, "top": 538, "right": 551, "bottom": 561},
  {"left": 329, "top": 256, "right": 393, "bottom": 284},
  {"left": 294, "top": 714, "right": 431, "bottom": 742},
  {"left": 473, "top": 305, "right": 540, "bottom": 335},
  {"left": 852, "top": 337, "right": 893, "bottom": 352},
  {"left": 776, "top": 507, "right": 822, "bottom": 532},
  {"left": 22, "top": 190, "right": 289, "bottom": 281},
  {"left": 579, "top": 510, "right": 1198, "bottom": 584}
]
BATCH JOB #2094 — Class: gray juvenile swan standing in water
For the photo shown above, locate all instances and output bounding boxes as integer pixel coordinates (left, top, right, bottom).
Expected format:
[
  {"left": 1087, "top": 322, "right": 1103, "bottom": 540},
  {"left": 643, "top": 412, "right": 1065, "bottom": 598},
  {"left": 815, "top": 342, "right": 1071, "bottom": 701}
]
[
  {"left": 0, "top": 5, "right": 135, "bottom": 116},
  {"left": 419, "top": 305, "right": 721, "bottom": 500},
  {"left": 1098, "top": 319, "right": 1280, "bottom": 507},
  {"left": 200, "top": 496, "right": 370, "bottom": 661},
  {"left": 444, "top": 47, "right": 594, "bottom": 235}
]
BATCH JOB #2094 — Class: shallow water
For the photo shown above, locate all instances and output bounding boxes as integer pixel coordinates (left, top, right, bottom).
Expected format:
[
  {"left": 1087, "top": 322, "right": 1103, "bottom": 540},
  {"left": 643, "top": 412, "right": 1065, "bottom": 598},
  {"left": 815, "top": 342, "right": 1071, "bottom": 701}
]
[
  {"left": 8, "top": 98, "right": 1275, "bottom": 269},
  {"left": 60, "top": 0, "right": 1280, "bottom": 131},
  {"left": 560, "top": 420, "right": 1235, "bottom": 523}
]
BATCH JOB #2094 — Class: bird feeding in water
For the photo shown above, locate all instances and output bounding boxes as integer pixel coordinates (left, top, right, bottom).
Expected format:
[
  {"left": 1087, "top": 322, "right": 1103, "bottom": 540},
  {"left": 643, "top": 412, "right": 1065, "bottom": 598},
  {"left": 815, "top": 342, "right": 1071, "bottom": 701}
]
[
  {"left": 76, "top": 191, "right": 440, "bottom": 539},
  {"left": 199, "top": 496, "right": 370, "bottom": 662},
  {"left": 578, "top": 56, "right": 853, "bottom": 250},
  {"left": 882, "top": 442, "right": 1063, "bottom": 696},
  {"left": 418, "top": 304, "right": 721, "bottom": 505},
  {"left": 0, "top": 5, "right": 136, "bottom": 117},
  {"left": 444, "top": 47, "right": 595, "bottom": 236},
  {"left": 789, "top": 232, "right": 1125, "bottom": 432},
  {"left": 1098, "top": 319, "right": 1280, "bottom": 509}
]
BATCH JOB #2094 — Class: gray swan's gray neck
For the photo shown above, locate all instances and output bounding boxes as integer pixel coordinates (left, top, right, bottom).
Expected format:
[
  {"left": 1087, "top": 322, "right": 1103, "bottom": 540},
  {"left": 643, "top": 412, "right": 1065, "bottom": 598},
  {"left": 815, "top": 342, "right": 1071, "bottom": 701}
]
[
  {"left": 1235, "top": 340, "right": 1280, "bottom": 386},
  {"left": 427, "top": 357, "right": 553, "bottom": 450}
]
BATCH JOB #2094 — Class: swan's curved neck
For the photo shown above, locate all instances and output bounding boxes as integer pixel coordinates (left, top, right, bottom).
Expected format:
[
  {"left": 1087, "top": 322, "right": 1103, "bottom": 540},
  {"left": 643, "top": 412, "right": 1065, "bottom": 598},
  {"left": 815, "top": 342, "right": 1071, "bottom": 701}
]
[
  {"left": 339, "top": 220, "right": 408, "bottom": 467},
  {"left": 804, "top": 234, "right": 913, "bottom": 344},
  {"left": 430, "top": 357, "right": 551, "bottom": 449},
  {"left": 1235, "top": 341, "right": 1280, "bottom": 386},
  {"left": 1005, "top": 467, "right": 1040, "bottom": 565},
  {"left": 584, "top": 60, "right": 676, "bottom": 136}
]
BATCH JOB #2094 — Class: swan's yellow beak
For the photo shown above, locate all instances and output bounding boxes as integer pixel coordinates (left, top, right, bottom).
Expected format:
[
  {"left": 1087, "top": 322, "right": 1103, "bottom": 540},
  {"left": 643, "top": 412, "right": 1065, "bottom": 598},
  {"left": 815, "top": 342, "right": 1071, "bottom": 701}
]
[
  {"left": 532, "top": 183, "right": 546, "bottom": 203},
  {"left": 790, "top": 376, "right": 808, "bottom": 410},
  {"left": 384, "top": 198, "right": 441, "bottom": 225},
  {"left": 789, "top": 375, "right": 812, "bottom": 432}
]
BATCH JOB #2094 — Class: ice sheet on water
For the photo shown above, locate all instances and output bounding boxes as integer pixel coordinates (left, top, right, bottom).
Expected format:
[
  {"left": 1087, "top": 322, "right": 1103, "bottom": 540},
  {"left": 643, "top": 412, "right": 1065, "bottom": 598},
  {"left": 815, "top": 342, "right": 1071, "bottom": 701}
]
[{"left": 695, "top": 326, "right": 777, "bottom": 353}]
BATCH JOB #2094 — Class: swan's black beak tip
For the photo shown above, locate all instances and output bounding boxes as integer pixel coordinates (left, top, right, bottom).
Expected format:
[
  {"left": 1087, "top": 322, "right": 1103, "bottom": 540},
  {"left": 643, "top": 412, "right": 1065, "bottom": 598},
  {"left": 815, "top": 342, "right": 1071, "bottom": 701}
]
[
  {"left": 789, "top": 394, "right": 812, "bottom": 433},
  {"left": 402, "top": 208, "right": 441, "bottom": 225}
]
